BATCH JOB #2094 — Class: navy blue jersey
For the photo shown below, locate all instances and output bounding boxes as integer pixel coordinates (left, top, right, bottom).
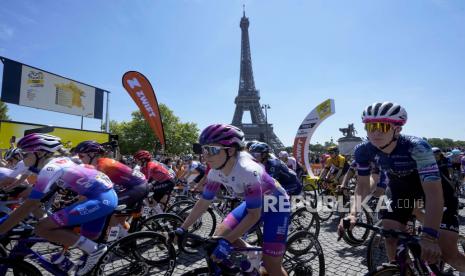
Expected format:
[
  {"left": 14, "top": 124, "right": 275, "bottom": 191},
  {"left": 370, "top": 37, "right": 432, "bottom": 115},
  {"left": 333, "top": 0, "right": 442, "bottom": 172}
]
[
  {"left": 354, "top": 135, "right": 440, "bottom": 183},
  {"left": 264, "top": 158, "right": 302, "bottom": 195}
]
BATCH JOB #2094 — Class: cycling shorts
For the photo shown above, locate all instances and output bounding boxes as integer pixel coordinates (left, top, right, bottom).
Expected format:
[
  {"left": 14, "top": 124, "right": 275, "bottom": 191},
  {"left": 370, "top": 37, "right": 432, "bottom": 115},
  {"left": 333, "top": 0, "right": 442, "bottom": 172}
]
[
  {"left": 150, "top": 180, "right": 175, "bottom": 202},
  {"left": 380, "top": 173, "right": 459, "bottom": 231},
  {"left": 223, "top": 191, "right": 290, "bottom": 257},
  {"left": 117, "top": 182, "right": 148, "bottom": 208},
  {"left": 51, "top": 189, "right": 118, "bottom": 238}
]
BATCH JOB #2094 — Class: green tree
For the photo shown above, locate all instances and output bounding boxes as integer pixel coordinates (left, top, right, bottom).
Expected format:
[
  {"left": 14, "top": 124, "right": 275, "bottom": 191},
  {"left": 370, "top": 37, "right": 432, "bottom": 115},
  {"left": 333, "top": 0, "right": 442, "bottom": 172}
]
[
  {"left": 0, "top": 101, "right": 10, "bottom": 120},
  {"left": 110, "top": 104, "right": 199, "bottom": 155}
]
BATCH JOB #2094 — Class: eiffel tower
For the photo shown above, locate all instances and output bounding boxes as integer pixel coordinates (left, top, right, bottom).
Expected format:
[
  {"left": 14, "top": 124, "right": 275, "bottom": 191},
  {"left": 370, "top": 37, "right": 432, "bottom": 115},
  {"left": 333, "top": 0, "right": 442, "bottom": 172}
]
[{"left": 231, "top": 8, "right": 284, "bottom": 151}]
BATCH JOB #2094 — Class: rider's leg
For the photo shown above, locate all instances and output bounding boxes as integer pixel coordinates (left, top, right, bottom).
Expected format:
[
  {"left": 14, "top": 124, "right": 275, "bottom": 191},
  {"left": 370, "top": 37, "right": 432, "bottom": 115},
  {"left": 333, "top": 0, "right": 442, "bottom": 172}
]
[
  {"left": 35, "top": 216, "right": 82, "bottom": 246},
  {"left": 262, "top": 255, "right": 288, "bottom": 276},
  {"left": 439, "top": 229, "right": 465, "bottom": 272}
]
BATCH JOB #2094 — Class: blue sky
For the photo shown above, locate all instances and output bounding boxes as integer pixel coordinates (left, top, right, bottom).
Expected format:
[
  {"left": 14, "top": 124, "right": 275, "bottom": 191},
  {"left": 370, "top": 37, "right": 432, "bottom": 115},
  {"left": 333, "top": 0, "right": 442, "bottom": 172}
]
[{"left": 1, "top": 0, "right": 465, "bottom": 146}]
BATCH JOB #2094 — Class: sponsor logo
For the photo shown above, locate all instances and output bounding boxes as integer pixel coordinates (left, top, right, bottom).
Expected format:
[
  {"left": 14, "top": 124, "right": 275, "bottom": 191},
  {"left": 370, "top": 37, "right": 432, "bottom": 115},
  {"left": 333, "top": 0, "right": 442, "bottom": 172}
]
[
  {"left": 303, "top": 117, "right": 319, "bottom": 123},
  {"left": 27, "top": 71, "right": 44, "bottom": 87},
  {"left": 298, "top": 123, "right": 316, "bottom": 130},
  {"left": 46, "top": 167, "right": 55, "bottom": 172},
  {"left": 316, "top": 99, "right": 332, "bottom": 120},
  {"left": 135, "top": 91, "right": 157, "bottom": 117}
]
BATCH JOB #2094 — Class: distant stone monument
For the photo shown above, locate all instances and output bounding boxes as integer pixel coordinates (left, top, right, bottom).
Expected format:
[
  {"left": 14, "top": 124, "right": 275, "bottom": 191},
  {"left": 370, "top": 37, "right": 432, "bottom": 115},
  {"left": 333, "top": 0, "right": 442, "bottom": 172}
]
[{"left": 337, "top": 124, "right": 363, "bottom": 156}]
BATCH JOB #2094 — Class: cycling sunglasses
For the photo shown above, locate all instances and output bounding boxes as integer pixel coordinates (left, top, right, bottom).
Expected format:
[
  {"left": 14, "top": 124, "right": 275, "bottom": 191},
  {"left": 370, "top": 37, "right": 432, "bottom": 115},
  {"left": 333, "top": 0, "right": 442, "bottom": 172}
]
[
  {"left": 201, "top": 145, "right": 231, "bottom": 156},
  {"left": 364, "top": 122, "right": 392, "bottom": 133}
]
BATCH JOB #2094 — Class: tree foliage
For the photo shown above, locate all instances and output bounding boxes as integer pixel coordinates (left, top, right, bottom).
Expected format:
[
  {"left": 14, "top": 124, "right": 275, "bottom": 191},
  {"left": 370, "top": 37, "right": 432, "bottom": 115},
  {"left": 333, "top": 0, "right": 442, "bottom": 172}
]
[
  {"left": 109, "top": 104, "right": 199, "bottom": 155},
  {"left": 427, "top": 138, "right": 465, "bottom": 150},
  {"left": 0, "top": 101, "right": 10, "bottom": 120}
]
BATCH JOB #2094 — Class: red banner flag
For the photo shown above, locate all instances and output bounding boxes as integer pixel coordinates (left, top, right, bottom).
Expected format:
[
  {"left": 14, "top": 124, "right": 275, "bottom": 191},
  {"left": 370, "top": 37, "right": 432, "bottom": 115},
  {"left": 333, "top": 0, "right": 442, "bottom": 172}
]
[{"left": 122, "top": 71, "right": 166, "bottom": 148}]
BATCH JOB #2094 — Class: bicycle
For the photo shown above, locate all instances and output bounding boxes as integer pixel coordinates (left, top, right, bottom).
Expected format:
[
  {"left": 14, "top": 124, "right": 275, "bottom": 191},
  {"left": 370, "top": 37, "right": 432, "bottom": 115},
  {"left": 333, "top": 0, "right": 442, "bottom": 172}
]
[
  {"left": 0, "top": 202, "right": 177, "bottom": 275},
  {"left": 342, "top": 219, "right": 461, "bottom": 275},
  {"left": 172, "top": 229, "right": 325, "bottom": 276}
]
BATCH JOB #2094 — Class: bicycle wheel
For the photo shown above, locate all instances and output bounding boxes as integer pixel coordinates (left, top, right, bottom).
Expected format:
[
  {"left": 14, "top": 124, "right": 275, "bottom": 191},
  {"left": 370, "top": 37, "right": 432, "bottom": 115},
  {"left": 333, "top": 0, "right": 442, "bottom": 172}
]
[
  {"left": 94, "top": 231, "right": 176, "bottom": 276},
  {"left": 285, "top": 230, "right": 325, "bottom": 276},
  {"left": 342, "top": 206, "right": 373, "bottom": 246},
  {"left": 290, "top": 207, "right": 320, "bottom": 237},
  {"left": 137, "top": 213, "right": 184, "bottom": 233},
  {"left": 316, "top": 190, "right": 333, "bottom": 222},
  {"left": 0, "top": 259, "right": 42, "bottom": 276},
  {"left": 166, "top": 200, "right": 195, "bottom": 215},
  {"left": 368, "top": 264, "right": 414, "bottom": 276},
  {"left": 366, "top": 232, "right": 388, "bottom": 272},
  {"left": 180, "top": 266, "right": 210, "bottom": 275},
  {"left": 178, "top": 205, "right": 217, "bottom": 239},
  {"left": 137, "top": 213, "right": 184, "bottom": 255}
]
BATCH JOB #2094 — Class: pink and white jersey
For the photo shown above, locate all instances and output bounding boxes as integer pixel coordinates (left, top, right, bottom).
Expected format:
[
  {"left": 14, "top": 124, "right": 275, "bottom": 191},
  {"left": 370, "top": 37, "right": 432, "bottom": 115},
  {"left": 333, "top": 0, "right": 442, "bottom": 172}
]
[
  {"left": 286, "top": 157, "right": 297, "bottom": 171},
  {"left": 0, "top": 167, "right": 14, "bottom": 181},
  {"left": 29, "top": 157, "right": 113, "bottom": 200},
  {"left": 202, "top": 152, "right": 287, "bottom": 209}
]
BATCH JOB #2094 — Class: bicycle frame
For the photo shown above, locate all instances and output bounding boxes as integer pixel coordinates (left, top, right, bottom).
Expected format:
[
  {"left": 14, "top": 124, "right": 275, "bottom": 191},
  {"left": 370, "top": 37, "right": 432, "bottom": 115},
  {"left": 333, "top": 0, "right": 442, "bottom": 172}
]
[{"left": 2, "top": 236, "right": 67, "bottom": 276}]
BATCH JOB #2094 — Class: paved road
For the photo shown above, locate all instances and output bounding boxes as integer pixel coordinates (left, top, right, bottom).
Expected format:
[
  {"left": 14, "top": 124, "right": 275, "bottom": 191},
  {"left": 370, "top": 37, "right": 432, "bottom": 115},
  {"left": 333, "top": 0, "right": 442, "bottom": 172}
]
[
  {"left": 172, "top": 199, "right": 465, "bottom": 275},
  {"left": 24, "top": 198, "right": 465, "bottom": 275}
]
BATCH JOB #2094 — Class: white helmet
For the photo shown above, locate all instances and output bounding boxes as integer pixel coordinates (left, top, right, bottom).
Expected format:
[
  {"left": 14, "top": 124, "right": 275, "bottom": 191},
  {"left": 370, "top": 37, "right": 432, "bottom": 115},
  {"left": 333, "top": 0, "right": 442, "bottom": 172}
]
[
  {"left": 278, "top": 151, "right": 289, "bottom": 158},
  {"left": 362, "top": 102, "right": 407, "bottom": 126}
]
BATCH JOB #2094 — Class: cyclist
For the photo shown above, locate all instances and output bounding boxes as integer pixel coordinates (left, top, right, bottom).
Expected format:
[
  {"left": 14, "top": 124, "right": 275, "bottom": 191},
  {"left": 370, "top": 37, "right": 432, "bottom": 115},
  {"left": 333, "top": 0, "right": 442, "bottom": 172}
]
[
  {"left": 245, "top": 140, "right": 259, "bottom": 152},
  {"left": 432, "top": 147, "right": 451, "bottom": 180},
  {"left": 278, "top": 151, "right": 296, "bottom": 171},
  {"left": 450, "top": 148, "right": 462, "bottom": 172},
  {"left": 74, "top": 141, "right": 148, "bottom": 232},
  {"left": 134, "top": 150, "right": 175, "bottom": 212},
  {"left": 319, "top": 146, "right": 349, "bottom": 187},
  {"left": 250, "top": 142, "right": 302, "bottom": 196},
  {"left": 0, "top": 134, "right": 117, "bottom": 275},
  {"left": 339, "top": 102, "right": 464, "bottom": 273},
  {"left": 0, "top": 148, "right": 31, "bottom": 190},
  {"left": 177, "top": 124, "right": 290, "bottom": 276},
  {"left": 180, "top": 153, "right": 206, "bottom": 193}
]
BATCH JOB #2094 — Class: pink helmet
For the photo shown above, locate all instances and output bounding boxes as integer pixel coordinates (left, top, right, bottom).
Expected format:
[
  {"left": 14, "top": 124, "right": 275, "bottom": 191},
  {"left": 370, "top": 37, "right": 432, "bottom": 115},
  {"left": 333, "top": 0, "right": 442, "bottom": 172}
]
[
  {"left": 17, "top": 133, "right": 62, "bottom": 153},
  {"left": 199, "top": 124, "right": 245, "bottom": 147},
  {"left": 362, "top": 102, "right": 407, "bottom": 126}
]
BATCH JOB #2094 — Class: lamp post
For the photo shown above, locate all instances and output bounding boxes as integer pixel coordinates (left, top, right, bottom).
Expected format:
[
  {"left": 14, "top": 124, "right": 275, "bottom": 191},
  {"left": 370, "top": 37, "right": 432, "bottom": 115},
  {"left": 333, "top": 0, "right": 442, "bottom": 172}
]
[
  {"left": 81, "top": 112, "right": 93, "bottom": 130},
  {"left": 261, "top": 104, "right": 270, "bottom": 144}
]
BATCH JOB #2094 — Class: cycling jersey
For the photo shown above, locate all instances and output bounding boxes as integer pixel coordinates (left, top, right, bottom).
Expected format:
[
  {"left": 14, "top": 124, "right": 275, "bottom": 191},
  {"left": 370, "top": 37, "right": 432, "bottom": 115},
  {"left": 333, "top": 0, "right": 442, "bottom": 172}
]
[
  {"left": 27, "top": 157, "right": 118, "bottom": 238},
  {"left": 202, "top": 152, "right": 289, "bottom": 257},
  {"left": 95, "top": 158, "right": 148, "bottom": 208},
  {"left": 263, "top": 158, "right": 302, "bottom": 195},
  {"left": 9, "top": 161, "right": 31, "bottom": 179},
  {"left": 141, "top": 161, "right": 173, "bottom": 183},
  {"left": 0, "top": 167, "right": 14, "bottom": 180},
  {"left": 354, "top": 135, "right": 458, "bottom": 231},
  {"left": 324, "top": 154, "right": 347, "bottom": 170},
  {"left": 96, "top": 158, "right": 146, "bottom": 189},
  {"left": 29, "top": 157, "right": 114, "bottom": 200},
  {"left": 286, "top": 157, "right": 297, "bottom": 171}
]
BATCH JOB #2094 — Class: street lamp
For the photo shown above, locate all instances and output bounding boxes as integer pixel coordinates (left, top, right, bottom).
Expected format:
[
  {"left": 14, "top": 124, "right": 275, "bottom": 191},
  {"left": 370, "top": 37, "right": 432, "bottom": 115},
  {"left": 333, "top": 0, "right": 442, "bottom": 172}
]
[{"left": 261, "top": 104, "right": 270, "bottom": 144}]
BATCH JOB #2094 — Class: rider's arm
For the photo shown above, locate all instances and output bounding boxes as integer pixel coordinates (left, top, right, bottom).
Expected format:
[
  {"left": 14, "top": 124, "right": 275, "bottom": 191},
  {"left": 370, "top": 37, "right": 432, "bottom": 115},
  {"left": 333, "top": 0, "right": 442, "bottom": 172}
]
[
  {"left": 180, "top": 198, "right": 211, "bottom": 229},
  {"left": 421, "top": 180, "right": 443, "bottom": 231},
  {"left": 412, "top": 141, "right": 443, "bottom": 232},
  {"left": 181, "top": 175, "right": 218, "bottom": 229},
  {"left": 0, "top": 176, "right": 17, "bottom": 188},
  {"left": 350, "top": 144, "right": 372, "bottom": 216},
  {"left": 0, "top": 199, "right": 41, "bottom": 234}
]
